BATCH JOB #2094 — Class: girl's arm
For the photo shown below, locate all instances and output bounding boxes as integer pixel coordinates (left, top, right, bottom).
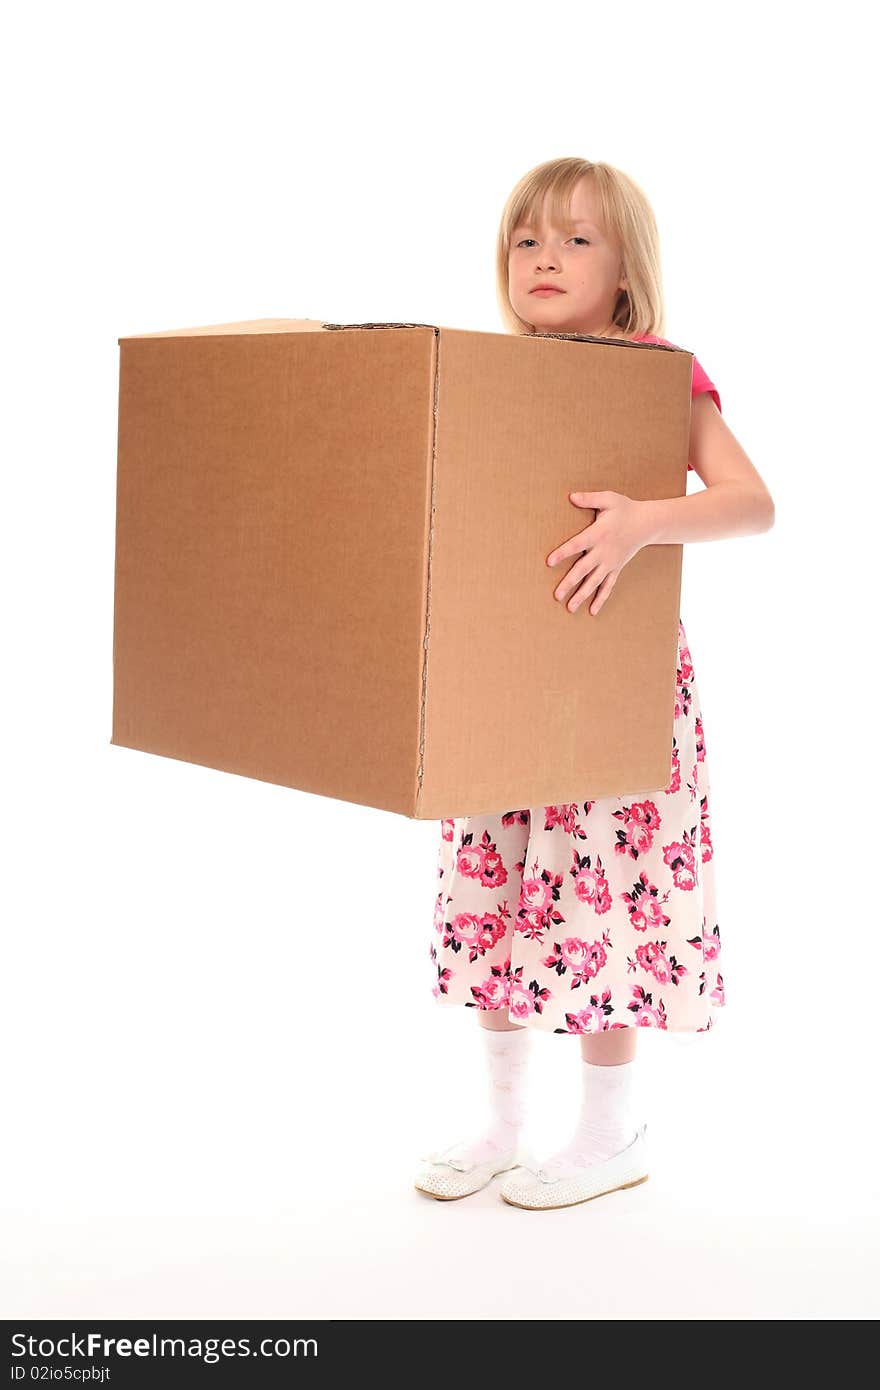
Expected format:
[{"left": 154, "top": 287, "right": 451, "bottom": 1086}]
[{"left": 641, "top": 394, "right": 775, "bottom": 544}]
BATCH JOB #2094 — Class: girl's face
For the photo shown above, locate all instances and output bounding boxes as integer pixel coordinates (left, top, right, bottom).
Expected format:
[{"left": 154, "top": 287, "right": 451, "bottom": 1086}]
[{"left": 508, "top": 177, "right": 627, "bottom": 338}]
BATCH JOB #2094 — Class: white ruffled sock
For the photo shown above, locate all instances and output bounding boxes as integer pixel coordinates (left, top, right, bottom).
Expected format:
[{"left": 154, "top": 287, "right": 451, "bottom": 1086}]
[
  {"left": 540, "top": 1057, "right": 640, "bottom": 1173},
  {"left": 443, "top": 1024, "right": 532, "bottom": 1167}
]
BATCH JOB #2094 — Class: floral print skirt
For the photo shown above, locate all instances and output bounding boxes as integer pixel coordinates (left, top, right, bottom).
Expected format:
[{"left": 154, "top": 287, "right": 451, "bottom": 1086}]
[{"left": 429, "top": 618, "right": 724, "bottom": 1036}]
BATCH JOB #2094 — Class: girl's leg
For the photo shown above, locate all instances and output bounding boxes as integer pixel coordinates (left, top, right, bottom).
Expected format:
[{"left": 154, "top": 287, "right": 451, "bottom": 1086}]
[
  {"left": 580, "top": 1027, "right": 637, "bottom": 1064},
  {"left": 534, "top": 1027, "right": 640, "bottom": 1173},
  {"left": 478, "top": 1009, "right": 525, "bottom": 1033},
  {"left": 433, "top": 1010, "right": 532, "bottom": 1167}
]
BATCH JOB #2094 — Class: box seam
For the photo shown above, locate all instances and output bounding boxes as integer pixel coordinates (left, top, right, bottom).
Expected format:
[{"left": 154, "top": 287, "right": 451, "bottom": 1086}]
[{"left": 416, "top": 328, "right": 441, "bottom": 812}]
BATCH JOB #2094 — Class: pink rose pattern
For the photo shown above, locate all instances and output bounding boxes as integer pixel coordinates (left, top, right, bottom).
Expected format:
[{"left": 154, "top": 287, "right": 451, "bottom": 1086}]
[{"left": 429, "top": 619, "right": 725, "bottom": 1035}]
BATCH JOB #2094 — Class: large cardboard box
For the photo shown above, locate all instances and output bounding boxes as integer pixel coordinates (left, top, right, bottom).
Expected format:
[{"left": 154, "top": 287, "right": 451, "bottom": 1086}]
[{"left": 111, "top": 319, "right": 693, "bottom": 819}]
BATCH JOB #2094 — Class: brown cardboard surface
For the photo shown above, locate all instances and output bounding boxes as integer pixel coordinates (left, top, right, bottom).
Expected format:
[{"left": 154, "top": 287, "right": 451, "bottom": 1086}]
[{"left": 111, "top": 319, "right": 693, "bottom": 819}]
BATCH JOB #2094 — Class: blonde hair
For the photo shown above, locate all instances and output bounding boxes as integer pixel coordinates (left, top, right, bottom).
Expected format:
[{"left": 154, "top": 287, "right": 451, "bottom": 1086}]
[{"left": 495, "top": 156, "right": 666, "bottom": 340}]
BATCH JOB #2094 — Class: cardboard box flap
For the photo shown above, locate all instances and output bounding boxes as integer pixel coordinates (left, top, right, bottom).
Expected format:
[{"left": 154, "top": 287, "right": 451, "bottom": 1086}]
[{"left": 118, "top": 318, "right": 691, "bottom": 357}]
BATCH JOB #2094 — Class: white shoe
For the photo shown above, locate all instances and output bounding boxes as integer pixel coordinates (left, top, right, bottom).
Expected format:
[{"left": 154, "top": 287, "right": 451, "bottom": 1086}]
[
  {"left": 498, "top": 1123, "right": 650, "bottom": 1210},
  {"left": 414, "top": 1139, "right": 522, "bottom": 1200}
]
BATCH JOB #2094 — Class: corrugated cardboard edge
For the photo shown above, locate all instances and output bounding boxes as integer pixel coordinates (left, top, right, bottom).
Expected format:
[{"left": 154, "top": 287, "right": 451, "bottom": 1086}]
[
  {"left": 321, "top": 321, "right": 438, "bottom": 331},
  {"left": 526, "top": 329, "right": 685, "bottom": 352},
  {"left": 418, "top": 329, "right": 442, "bottom": 809}
]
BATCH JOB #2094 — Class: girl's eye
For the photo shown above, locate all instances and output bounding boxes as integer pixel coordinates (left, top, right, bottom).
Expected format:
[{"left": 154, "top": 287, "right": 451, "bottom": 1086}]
[{"left": 515, "top": 237, "right": 590, "bottom": 248}]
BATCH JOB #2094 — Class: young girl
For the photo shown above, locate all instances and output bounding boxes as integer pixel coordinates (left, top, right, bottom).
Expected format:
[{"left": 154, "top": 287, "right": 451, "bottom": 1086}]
[{"left": 414, "top": 156, "right": 775, "bottom": 1210}]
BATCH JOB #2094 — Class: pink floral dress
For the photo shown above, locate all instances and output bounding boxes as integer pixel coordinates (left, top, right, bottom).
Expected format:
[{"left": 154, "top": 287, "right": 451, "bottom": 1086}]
[{"left": 428, "top": 339, "right": 725, "bottom": 1036}]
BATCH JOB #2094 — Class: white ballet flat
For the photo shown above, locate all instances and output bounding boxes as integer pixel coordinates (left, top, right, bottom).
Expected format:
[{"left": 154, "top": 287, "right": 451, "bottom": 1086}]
[
  {"left": 498, "top": 1124, "right": 650, "bottom": 1210},
  {"left": 413, "top": 1139, "right": 522, "bottom": 1200}
]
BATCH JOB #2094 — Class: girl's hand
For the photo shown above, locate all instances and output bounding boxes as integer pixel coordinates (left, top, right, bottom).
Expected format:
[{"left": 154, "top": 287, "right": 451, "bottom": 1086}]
[{"left": 546, "top": 491, "right": 652, "bottom": 617}]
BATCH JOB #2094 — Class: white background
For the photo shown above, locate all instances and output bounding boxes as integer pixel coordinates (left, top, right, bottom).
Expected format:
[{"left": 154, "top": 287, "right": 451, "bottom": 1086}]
[{"left": 3, "top": 0, "right": 878, "bottom": 1322}]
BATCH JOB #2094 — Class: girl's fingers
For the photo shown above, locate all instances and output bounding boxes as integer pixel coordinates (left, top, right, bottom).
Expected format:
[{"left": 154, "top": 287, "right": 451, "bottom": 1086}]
[
  {"left": 588, "top": 572, "right": 617, "bottom": 615},
  {"left": 566, "top": 566, "right": 606, "bottom": 612},
  {"left": 548, "top": 532, "right": 594, "bottom": 568},
  {"left": 551, "top": 555, "right": 619, "bottom": 614},
  {"left": 552, "top": 548, "right": 597, "bottom": 600}
]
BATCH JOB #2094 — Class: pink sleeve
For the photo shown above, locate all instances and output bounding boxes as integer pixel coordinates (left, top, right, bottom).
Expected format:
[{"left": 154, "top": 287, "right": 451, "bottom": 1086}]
[
  {"left": 630, "top": 335, "right": 721, "bottom": 471},
  {"left": 687, "top": 354, "right": 721, "bottom": 471},
  {"left": 691, "top": 354, "right": 721, "bottom": 413}
]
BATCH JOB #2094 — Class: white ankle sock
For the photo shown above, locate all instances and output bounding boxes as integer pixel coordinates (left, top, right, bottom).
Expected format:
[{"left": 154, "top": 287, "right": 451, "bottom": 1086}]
[
  {"left": 444, "top": 1024, "right": 531, "bottom": 1167},
  {"left": 541, "top": 1057, "right": 639, "bottom": 1172}
]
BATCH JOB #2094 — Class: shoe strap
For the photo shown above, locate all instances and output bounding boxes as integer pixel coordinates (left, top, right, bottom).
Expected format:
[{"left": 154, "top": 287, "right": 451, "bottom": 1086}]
[{"left": 420, "top": 1140, "right": 473, "bottom": 1172}]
